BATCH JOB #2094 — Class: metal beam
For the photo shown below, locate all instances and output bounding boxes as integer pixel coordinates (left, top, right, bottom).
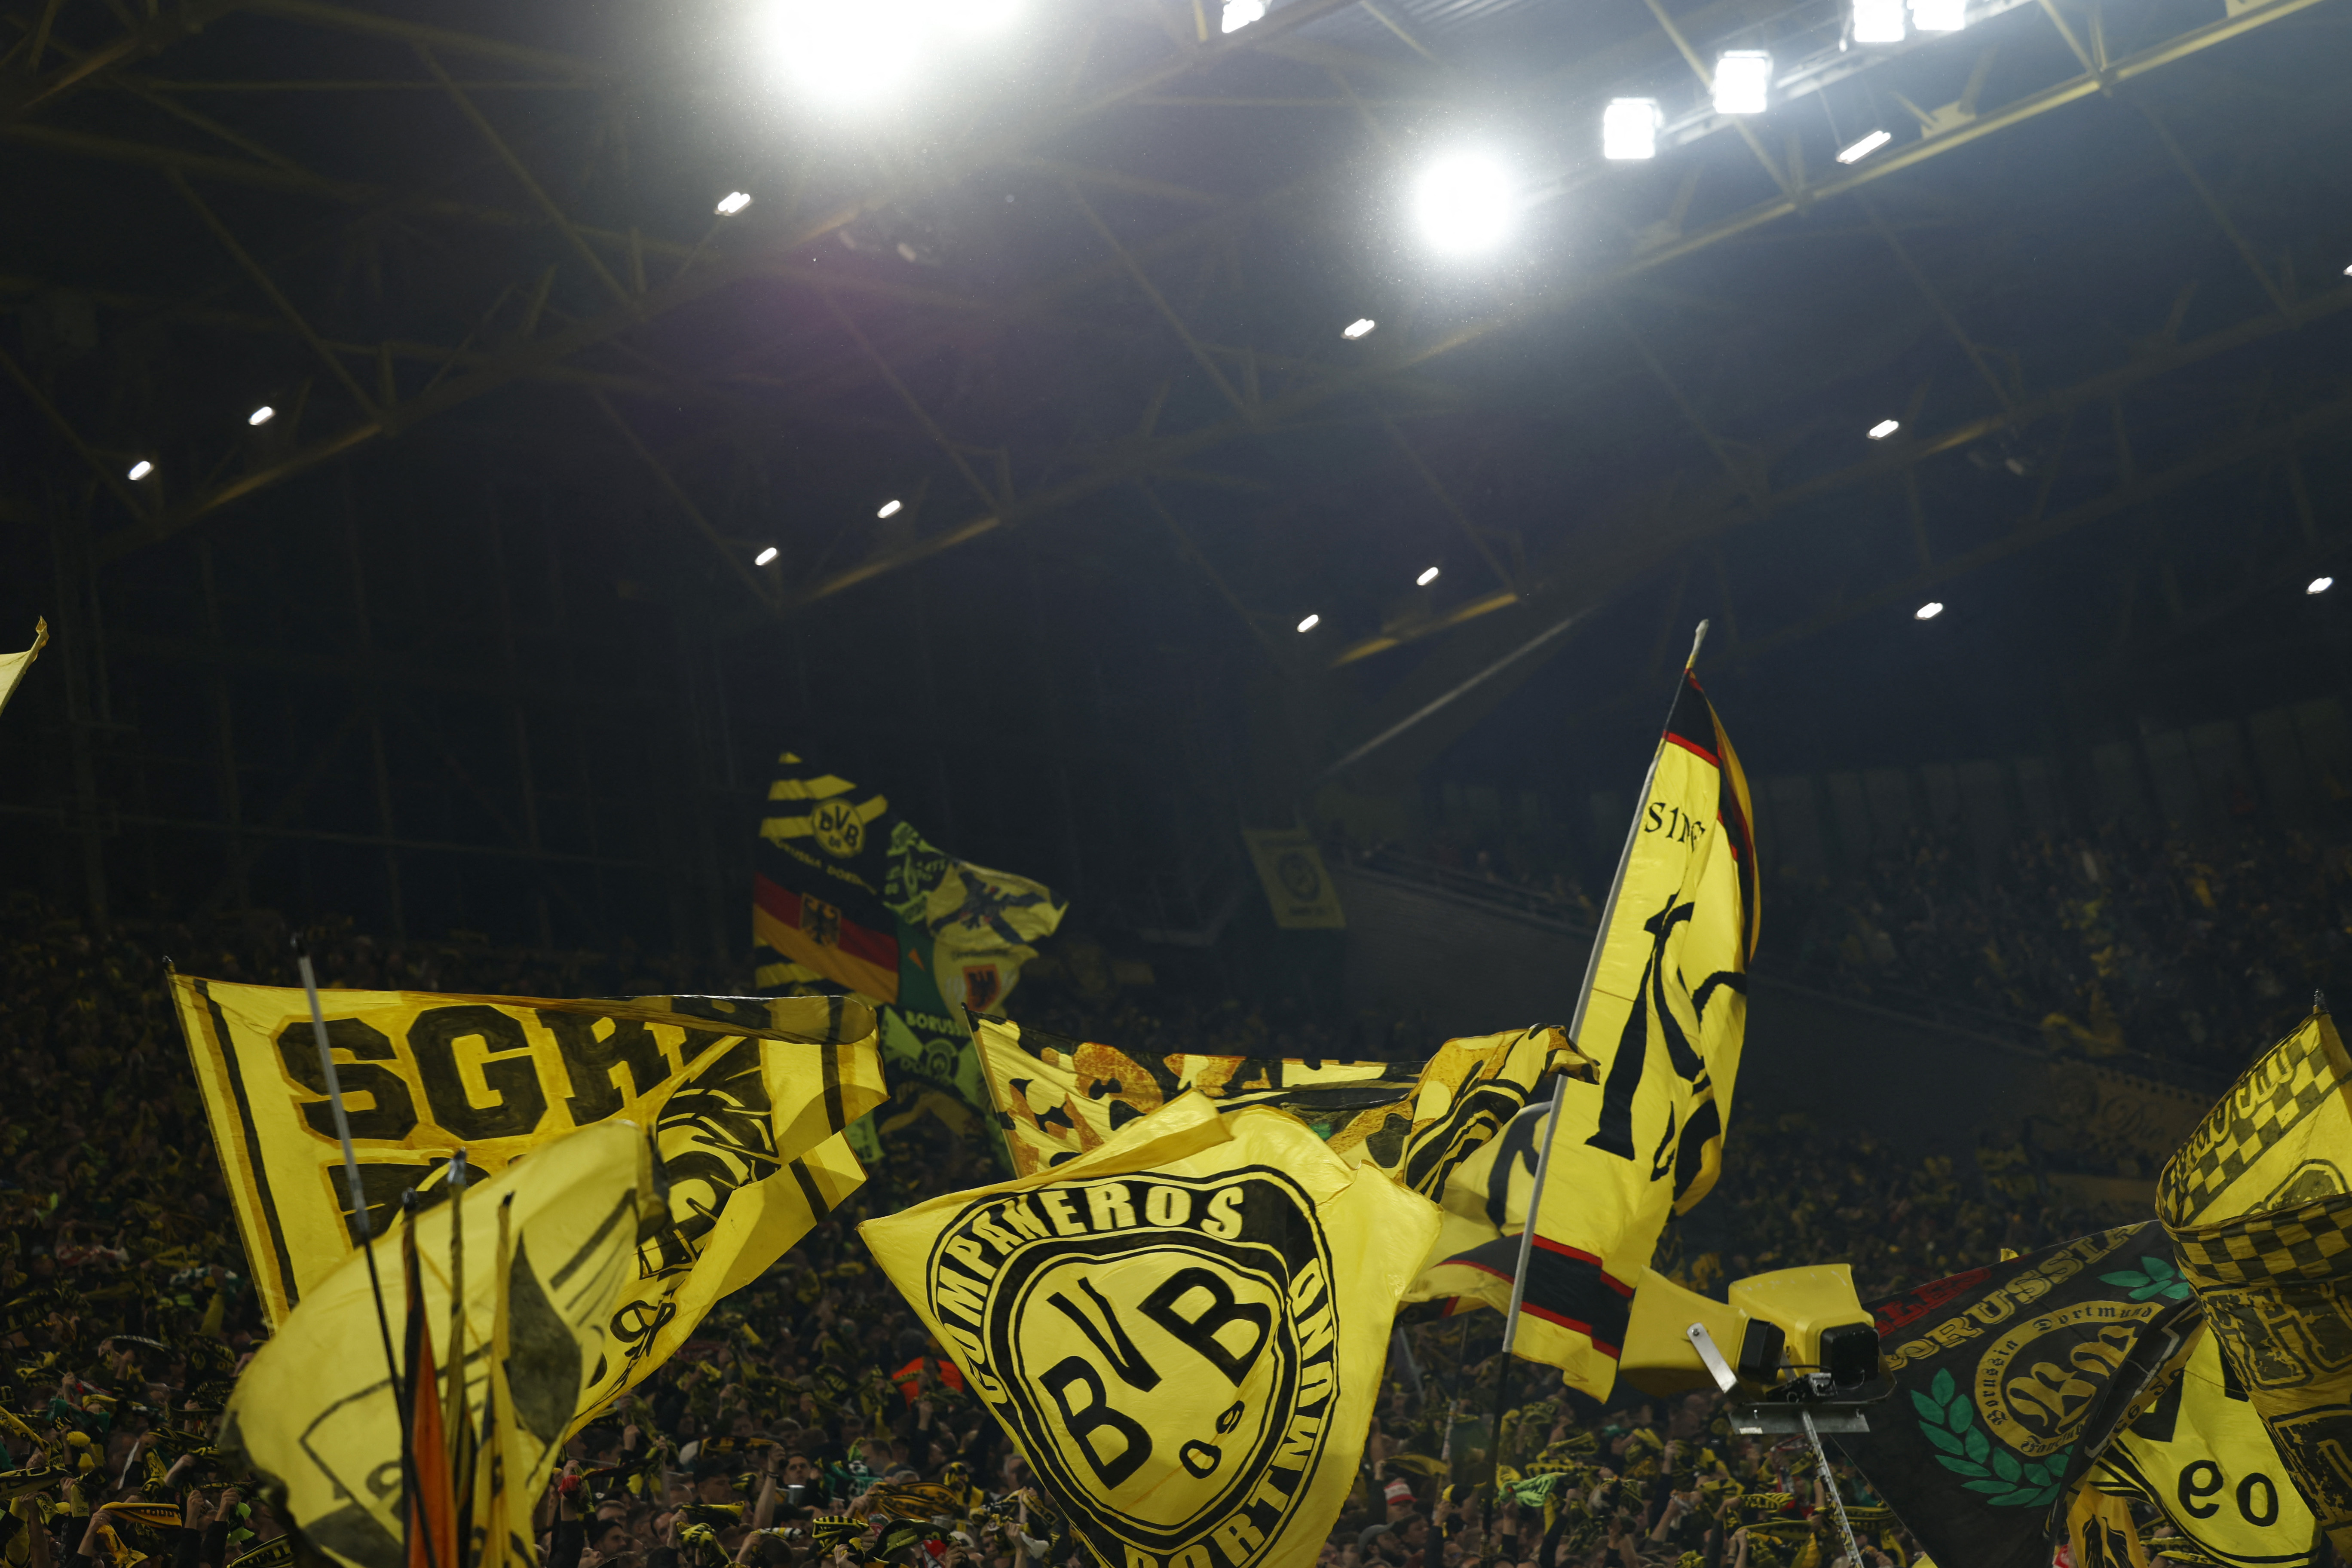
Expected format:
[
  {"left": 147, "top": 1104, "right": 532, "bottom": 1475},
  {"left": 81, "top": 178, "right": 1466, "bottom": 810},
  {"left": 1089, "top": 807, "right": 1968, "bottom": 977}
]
[
  {"left": 1, "top": 0, "right": 249, "bottom": 121},
  {"left": 2134, "top": 99, "right": 2291, "bottom": 315},
  {"left": 69, "top": 0, "right": 1367, "bottom": 560},
  {"left": 0, "top": 343, "right": 154, "bottom": 520},
  {"left": 819, "top": 292, "right": 1004, "bottom": 514},
  {"left": 1066, "top": 182, "right": 1254, "bottom": 419},
  {"left": 1379, "top": 416, "right": 1518, "bottom": 591},
  {"left": 588, "top": 393, "right": 783, "bottom": 613},
  {"left": 418, "top": 46, "right": 633, "bottom": 308},
  {"left": 1726, "top": 391, "right": 2352, "bottom": 668},
  {"left": 168, "top": 167, "right": 383, "bottom": 420}
]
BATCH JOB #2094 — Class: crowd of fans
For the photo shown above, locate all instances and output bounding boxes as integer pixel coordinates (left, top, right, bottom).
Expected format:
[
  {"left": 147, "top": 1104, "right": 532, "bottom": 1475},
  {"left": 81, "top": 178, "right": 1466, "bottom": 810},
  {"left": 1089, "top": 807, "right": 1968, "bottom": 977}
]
[
  {"left": 0, "top": 891, "right": 2144, "bottom": 1568},
  {"left": 1326, "top": 813, "right": 2352, "bottom": 1078}
]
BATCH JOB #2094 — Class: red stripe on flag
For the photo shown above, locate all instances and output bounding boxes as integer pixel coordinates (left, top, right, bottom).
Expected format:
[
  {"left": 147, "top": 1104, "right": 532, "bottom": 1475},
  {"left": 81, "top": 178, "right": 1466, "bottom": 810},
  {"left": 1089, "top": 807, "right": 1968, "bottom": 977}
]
[
  {"left": 1663, "top": 730, "right": 1720, "bottom": 767},
  {"left": 1530, "top": 1236, "right": 1636, "bottom": 1296},
  {"left": 1518, "top": 1301, "right": 1623, "bottom": 1358}
]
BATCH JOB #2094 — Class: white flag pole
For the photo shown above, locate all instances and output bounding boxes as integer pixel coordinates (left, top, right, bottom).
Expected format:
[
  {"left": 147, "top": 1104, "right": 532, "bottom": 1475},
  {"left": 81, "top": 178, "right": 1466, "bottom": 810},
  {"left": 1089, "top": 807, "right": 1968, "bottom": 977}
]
[{"left": 1499, "top": 621, "right": 1709, "bottom": 1356}]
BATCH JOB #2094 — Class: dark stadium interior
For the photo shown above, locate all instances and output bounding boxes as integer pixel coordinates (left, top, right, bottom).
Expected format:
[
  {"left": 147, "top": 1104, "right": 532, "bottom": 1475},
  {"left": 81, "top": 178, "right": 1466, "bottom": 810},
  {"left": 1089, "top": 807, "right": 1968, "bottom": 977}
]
[{"left": 3, "top": 0, "right": 2352, "bottom": 1565}]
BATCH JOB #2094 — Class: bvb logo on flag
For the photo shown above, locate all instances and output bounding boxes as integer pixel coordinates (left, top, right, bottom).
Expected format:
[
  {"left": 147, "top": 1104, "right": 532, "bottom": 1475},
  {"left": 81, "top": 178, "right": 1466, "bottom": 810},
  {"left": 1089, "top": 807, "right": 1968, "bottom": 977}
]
[
  {"left": 813, "top": 797, "right": 867, "bottom": 858},
  {"left": 925, "top": 1171, "right": 1338, "bottom": 1562}
]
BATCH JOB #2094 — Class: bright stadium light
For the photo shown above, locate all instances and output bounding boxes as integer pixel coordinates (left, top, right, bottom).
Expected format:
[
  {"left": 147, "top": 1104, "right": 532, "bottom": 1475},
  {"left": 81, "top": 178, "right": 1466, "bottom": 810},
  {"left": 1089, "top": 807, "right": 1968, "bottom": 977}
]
[
  {"left": 1343, "top": 318, "right": 1377, "bottom": 339},
  {"left": 876, "top": 498, "right": 903, "bottom": 518},
  {"left": 1915, "top": 600, "right": 1944, "bottom": 620},
  {"left": 1853, "top": 0, "right": 1906, "bottom": 42},
  {"left": 1838, "top": 129, "right": 1893, "bottom": 164},
  {"left": 1221, "top": 0, "right": 1265, "bottom": 31},
  {"left": 1912, "top": 0, "right": 1967, "bottom": 30},
  {"left": 1413, "top": 150, "right": 1515, "bottom": 254},
  {"left": 1868, "top": 418, "right": 1901, "bottom": 439},
  {"left": 755, "top": 545, "right": 780, "bottom": 566},
  {"left": 1297, "top": 613, "right": 1320, "bottom": 633},
  {"left": 1603, "top": 98, "right": 1662, "bottom": 160},
  {"left": 1417, "top": 566, "right": 1441, "bottom": 586},
  {"left": 247, "top": 404, "right": 276, "bottom": 426},
  {"left": 760, "top": 0, "right": 925, "bottom": 105},
  {"left": 2309, "top": 576, "right": 2335, "bottom": 595},
  {"left": 1713, "top": 52, "right": 1772, "bottom": 114},
  {"left": 715, "top": 191, "right": 754, "bottom": 216},
  {"left": 127, "top": 459, "right": 154, "bottom": 481}
]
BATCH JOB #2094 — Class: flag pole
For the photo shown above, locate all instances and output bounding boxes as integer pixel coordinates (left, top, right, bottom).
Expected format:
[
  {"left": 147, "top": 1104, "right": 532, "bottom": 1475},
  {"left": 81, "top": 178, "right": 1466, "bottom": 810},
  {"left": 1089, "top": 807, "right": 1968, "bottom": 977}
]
[
  {"left": 1498, "top": 621, "right": 1709, "bottom": 1357},
  {"left": 293, "top": 937, "right": 424, "bottom": 1563}
]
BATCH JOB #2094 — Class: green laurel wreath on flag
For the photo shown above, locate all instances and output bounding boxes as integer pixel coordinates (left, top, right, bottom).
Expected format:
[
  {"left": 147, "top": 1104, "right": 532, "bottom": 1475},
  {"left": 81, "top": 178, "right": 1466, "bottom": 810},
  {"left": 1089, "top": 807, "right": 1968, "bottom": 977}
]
[
  {"left": 2097, "top": 1256, "right": 2194, "bottom": 1303},
  {"left": 1911, "top": 1368, "right": 2069, "bottom": 1507}
]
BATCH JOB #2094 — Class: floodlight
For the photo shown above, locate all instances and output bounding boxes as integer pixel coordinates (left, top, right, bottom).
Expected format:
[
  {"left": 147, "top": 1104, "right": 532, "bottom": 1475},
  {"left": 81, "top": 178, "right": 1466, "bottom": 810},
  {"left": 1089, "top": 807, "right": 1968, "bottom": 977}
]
[
  {"left": 876, "top": 499, "right": 903, "bottom": 518},
  {"left": 755, "top": 546, "right": 780, "bottom": 567},
  {"left": 1853, "top": 0, "right": 1906, "bottom": 43},
  {"left": 1914, "top": 601, "right": 1944, "bottom": 620},
  {"left": 1296, "top": 613, "right": 1320, "bottom": 633},
  {"left": 1838, "top": 129, "right": 1892, "bottom": 164},
  {"left": 1911, "top": 0, "right": 1966, "bottom": 30},
  {"left": 1712, "top": 52, "right": 1771, "bottom": 114},
  {"left": 1343, "top": 318, "right": 1377, "bottom": 340},
  {"left": 2309, "top": 577, "right": 2335, "bottom": 595},
  {"left": 1603, "top": 98, "right": 1662, "bottom": 160},
  {"left": 1413, "top": 150, "right": 1515, "bottom": 254},
  {"left": 761, "top": 0, "right": 924, "bottom": 105},
  {"left": 1417, "top": 566, "right": 1441, "bottom": 586},
  {"left": 1867, "top": 418, "right": 1900, "bottom": 440},
  {"left": 715, "top": 191, "right": 754, "bottom": 216},
  {"left": 127, "top": 459, "right": 154, "bottom": 481},
  {"left": 248, "top": 405, "right": 276, "bottom": 426},
  {"left": 1221, "top": 0, "right": 1265, "bottom": 31}
]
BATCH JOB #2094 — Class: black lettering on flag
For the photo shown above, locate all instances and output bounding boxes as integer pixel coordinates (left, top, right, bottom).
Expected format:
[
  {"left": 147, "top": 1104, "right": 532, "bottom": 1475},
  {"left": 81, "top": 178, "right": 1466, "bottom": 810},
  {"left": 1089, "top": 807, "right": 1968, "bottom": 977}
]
[
  {"left": 408, "top": 1004, "right": 548, "bottom": 1139},
  {"left": 1586, "top": 896, "right": 1694, "bottom": 1160},
  {"left": 542, "top": 1012, "right": 674, "bottom": 1124},
  {"left": 274, "top": 1017, "right": 418, "bottom": 1142},
  {"left": 1142, "top": 1267, "right": 1272, "bottom": 1384},
  {"left": 1040, "top": 1357, "right": 1153, "bottom": 1487},
  {"left": 1048, "top": 1277, "right": 1161, "bottom": 1392}
]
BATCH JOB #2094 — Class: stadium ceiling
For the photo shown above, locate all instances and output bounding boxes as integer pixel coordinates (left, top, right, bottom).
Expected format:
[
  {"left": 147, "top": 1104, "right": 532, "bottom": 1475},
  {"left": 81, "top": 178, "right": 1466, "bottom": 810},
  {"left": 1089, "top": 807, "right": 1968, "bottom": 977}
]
[{"left": 3, "top": 0, "right": 2349, "bottom": 760}]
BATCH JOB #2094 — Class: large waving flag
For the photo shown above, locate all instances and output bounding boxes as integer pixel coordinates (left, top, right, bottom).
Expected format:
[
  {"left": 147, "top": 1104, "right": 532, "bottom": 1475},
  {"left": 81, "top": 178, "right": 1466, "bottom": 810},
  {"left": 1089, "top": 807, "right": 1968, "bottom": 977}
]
[
  {"left": 2093, "top": 1323, "right": 2318, "bottom": 1568},
  {"left": 173, "top": 979, "right": 882, "bottom": 1418},
  {"left": 1831, "top": 1225, "right": 2201, "bottom": 1568},
  {"left": 2160, "top": 1006, "right": 2352, "bottom": 1558},
  {"left": 862, "top": 1095, "right": 1439, "bottom": 1568},
  {"left": 225, "top": 1121, "right": 657, "bottom": 1568},
  {"left": 1468, "top": 633, "right": 1758, "bottom": 1396}
]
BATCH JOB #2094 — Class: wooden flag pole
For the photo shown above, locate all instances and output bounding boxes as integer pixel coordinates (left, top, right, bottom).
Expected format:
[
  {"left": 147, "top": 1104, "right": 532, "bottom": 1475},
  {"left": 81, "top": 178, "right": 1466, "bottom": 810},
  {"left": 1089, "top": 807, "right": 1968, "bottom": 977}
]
[{"left": 1498, "top": 621, "right": 1709, "bottom": 1357}]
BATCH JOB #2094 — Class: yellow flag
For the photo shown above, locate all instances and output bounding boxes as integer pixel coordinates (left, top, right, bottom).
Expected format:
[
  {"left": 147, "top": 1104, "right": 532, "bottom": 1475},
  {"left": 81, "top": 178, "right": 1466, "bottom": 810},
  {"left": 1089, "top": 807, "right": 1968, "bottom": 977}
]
[
  {"left": 2066, "top": 1484, "right": 2149, "bottom": 1568},
  {"left": 1240, "top": 830, "right": 1345, "bottom": 930},
  {"left": 975, "top": 1015, "right": 1586, "bottom": 1191},
  {"left": 861, "top": 1095, "right": 1440, "bottom": 1568},
  {"left": 2095, "top": 1326, "right": 2317, "bottom": 1568},
  {"left": 224, "top": 1122, "right": 658, "bottom": 1568},
  {"left": 2159, "top": 1008, "right": 2352, "bottom": 1556},
  {"left": 0, "top": 619, "right": 45, "bottom": 718},
  {"left": 173, "top": 979, "right": 884, "bottom": 1413},
  {"left": 1489, "top": 666, "right": 1757, "bottom": 1396}
]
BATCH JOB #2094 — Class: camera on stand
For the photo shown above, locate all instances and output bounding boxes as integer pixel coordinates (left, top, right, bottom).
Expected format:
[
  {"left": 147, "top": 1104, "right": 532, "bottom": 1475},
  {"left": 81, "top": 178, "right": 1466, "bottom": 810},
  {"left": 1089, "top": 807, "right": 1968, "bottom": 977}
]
[{"left": 1618, "top": 1264, "right": 1889, "bottom": 1566}]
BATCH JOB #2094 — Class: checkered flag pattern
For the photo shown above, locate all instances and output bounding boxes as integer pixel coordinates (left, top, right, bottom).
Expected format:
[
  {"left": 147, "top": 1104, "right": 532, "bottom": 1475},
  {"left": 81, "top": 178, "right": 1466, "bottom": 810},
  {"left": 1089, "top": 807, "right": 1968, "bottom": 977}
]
[
  {"left": 2160, "top": 1014, "right": 2349, "bottom": 1228},
  {"left": 2173, "top": 1193, "right": 2352, "bottom": 1289}
]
